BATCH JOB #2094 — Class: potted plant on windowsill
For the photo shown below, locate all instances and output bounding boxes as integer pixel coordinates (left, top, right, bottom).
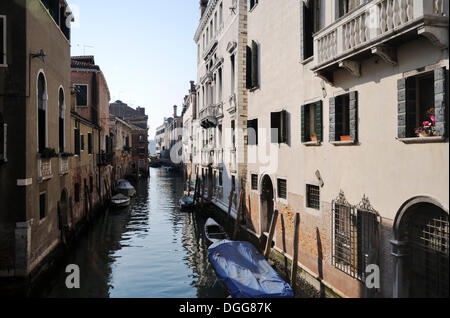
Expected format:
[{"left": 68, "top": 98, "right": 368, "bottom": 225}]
[
  {"left": 340, "top": 135, "right": 351, "bottom": 141},
  {"left": 311, "top": 133, "right": 317, "bottom": 142},
  {"left": 39, "top": 148, "right": 58, "bottom": 159},
  {"left": 60, "top": 152, "right": 74, "bottom": 158},
  {"left": 414, "top": 108, "right": 436, "bottom": 138}
]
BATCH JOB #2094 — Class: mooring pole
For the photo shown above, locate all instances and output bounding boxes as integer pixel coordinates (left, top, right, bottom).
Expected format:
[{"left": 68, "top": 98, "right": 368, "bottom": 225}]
[
  {"left": 232, "top": 189, "right": 245, "bottom": 240},
  {"left": 226, "top": 188, "right": 235, "bottom": 231},
  {"left": 290, "top": 213, "right": 300, "bottom": 292},
  {"left": 264, "top": 210, "right": 279, "bottom": 259}
]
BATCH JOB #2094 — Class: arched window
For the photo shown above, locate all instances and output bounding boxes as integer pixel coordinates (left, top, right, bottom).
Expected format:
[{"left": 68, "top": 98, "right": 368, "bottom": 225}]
[
  {"left": 37, "top": 72, "right": 47, "bottom": 153},
  {"left": 58, "top": 87, "right": 65, "bottom": 153}
]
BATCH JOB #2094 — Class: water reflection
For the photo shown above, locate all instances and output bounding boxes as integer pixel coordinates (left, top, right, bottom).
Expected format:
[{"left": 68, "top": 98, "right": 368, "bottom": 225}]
[{"left": 31, "top": 168, "right": 226, "bottom": 298}]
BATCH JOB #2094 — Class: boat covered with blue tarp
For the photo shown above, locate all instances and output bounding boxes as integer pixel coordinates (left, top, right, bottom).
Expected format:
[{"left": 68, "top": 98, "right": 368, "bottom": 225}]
[{"left": 208, "top": 240, "right": 294, "bottom": 298}]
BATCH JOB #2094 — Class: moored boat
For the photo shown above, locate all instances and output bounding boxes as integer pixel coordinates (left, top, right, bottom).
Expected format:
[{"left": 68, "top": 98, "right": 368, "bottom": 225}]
[
  {"left": 111, "top": 193, "right": 130, "bottom": 207},
  {"left": 208, "top": 240, "right": 294, "bottom": 298},
  {"left": 179, "top": 195, "right": 195, "bottom": 211},
  {"left": 116, "top": 179, "right": 136, "bottom": 197},
  {"left": 204, "top": 218, "right": 228, "bottom": 244}
]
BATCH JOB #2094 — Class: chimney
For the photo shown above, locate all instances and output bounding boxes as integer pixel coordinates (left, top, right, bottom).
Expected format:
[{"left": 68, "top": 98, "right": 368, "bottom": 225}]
[
  {"left": 173, "top": 105, "right": 178, "bottom": 118},
  {"left": 190, "top": 80, "right": 196, "bottom": 92},
  {"left": 200, "top": 0, "right": 208, "bottom": 17}
]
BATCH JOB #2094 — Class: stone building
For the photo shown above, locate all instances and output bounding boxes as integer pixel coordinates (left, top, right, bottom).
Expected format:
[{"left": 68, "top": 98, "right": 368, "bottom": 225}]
[
  {"left": 130, "top": 123, "right": 149, "bottom": 177},
  {"left": 109, "top": 115, "right": 133, "bottom": 182},
  {"left": 193, "top": 0, "right": 249, "bottom": 211},
  {"left": 187, "top": 0, "right": 449, "bottom": 298},
  {"left": 110, "top": 100, "right": 148, "bottom": 129},
  {"left": 0, "top": 0, "right": 73, "bottom": 278},
  {"left": 70, "top": 55, "right": 112, "bottom": 230},
  {"left": 182, "top": 81, "right": 198, "bottom": 178}
]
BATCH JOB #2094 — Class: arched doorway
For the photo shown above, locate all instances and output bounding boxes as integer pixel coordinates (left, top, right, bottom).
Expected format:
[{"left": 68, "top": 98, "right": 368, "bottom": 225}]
[
  {"left": 260, "top": 175, "right": 274, "bottom": 234},
  {"left": 393, "top": 198, "right": 449, "bottom": 298}
]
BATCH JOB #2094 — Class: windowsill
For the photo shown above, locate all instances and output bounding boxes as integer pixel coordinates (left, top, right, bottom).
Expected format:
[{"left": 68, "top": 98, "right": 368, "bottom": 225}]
[
  {"left": 397, "top": 136, "right": 446, "bottom": 144},
  {"left": 276, "top": 197, "right": 288, "bottom": 205},
  {"left": 303, "top": 140, "right": 321, "bottom": 146},
  {"left": 0, "top": 64, "right": 8, "bottom": 68},
  {"left": 301, "top": 56, "right": 314, "bottom": 65},
  {"left": 76, "top": 105, "right": 88, "bottom": 108},
  {"left": 249, "top": 86, "right": 260, "bottom": 92},
  {"left": 330, "top": 140, "right": 356, "bottom": 146}
]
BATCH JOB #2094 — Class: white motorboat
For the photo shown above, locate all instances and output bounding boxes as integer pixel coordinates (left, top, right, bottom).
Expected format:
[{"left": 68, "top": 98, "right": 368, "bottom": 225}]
[
  {"left": 204, "top": 218, "right": 229, "bottom": 245},
  {"left": 111, "top": 194, "right": 130, "bottom": 207},
  {"left": 116, "top": 179, "right": 136, "bottom": 197}
]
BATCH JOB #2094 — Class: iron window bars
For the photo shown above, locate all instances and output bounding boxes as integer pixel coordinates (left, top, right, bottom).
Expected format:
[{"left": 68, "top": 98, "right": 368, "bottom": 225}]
[
  {"left": 332, "top": 191, "right": 381, "bottom": 282},
  {"left": 307, "top": 184, "right": 320, "bottom": 210}
]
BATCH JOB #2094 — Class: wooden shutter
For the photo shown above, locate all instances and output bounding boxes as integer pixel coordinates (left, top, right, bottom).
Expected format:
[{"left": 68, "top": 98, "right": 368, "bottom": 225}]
[
  {"left": 251, "top": 41, "right": 259, "bottom": 89},
  {"left": 246, "top": 45, "right": 252, "bottom": 89},
  {"left": 75, "top": 128, "right": 80, "bottom": 155},
  {"left": 315, "top": 100, "right": 323, "bottom": 142},
  {"left": 397, "top": 77, "right": 416, "bottom": 138},
  {"left": 301, "top": 105, "right": 306, "bottom": 143},
  {"left": 271, "top": 112, "right": 280, "bottom": 143},
  {"left": 434, "top": 67, "right": 447, "bottom": 137},
  {"left": 280, "top": 110, "right": 288, "bottom": 143},
  {"left": 329, "top": 97, "right": 336, "bottom": 142},
  {"left": 349, "top": 92, "right": 358, "bottom": 142}
]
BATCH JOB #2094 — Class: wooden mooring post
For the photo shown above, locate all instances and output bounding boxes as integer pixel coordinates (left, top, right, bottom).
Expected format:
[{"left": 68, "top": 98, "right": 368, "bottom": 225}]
[
  {"left": 264, "top": 210, "right": 279, "bottom": 259},
  {"left": 187, "top": 174, "right": 192, "bottom": 197},
  {"left": 290, "top": 213, "right": 300, "bottom": 291},
  {"left": 226, "top": 188, "right": 235, "bottom": 231},
  {"left": 232, "top": 189, "right": 245, "bottom": 240}
]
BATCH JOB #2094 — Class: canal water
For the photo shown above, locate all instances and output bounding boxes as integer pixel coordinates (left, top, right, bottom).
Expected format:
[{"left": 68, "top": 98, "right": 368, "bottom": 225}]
[{"left": 31, "top": 168, "right": 228, "bottom": 298}]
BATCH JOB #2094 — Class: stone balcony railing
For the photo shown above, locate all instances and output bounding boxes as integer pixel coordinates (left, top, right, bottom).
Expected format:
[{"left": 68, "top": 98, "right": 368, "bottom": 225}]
[
  {"left": 229, "top": 148, "right": 237, "bottom": 173},
  {"left": 59, "top": 157, "right": 69, "bottom": 175},
  {"left": 201, "top": 149, "right": 213, "bottom": 167},
  {"left": 312, "top": 0, "right": 448, "bottom": 76},
  {"left": 213, "top": 148, "right": 223, "bottom": 168},
  {"left": 200, "top": 103, "right": 223, "bottom": 129},
  {"left": 38, "top": 158, "right": 53, "bottom": 181}
]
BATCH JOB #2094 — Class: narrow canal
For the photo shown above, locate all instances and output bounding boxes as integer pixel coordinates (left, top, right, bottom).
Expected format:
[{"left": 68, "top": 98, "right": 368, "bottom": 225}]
[{"left": 31, "top": 168, "right": 227, "bottom": 298}]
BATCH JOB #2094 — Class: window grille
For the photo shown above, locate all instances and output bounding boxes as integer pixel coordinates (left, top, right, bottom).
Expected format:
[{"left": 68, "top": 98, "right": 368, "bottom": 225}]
[
  {"left": 278, "top": 179, "right": 287, "bottom": 199},
  {"left": 251, "top": 174, "right": 258, "bottom": 191},
  {"left": 306, "top": 184, "right": 320, "bottom": 210},
  {"left": 332, "top": 192, "right": 380, "bottom": 282}
]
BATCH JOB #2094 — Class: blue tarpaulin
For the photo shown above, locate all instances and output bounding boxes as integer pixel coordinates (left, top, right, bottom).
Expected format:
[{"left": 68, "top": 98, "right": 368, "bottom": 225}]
[{"left": 208, "top": 240, "right": 294, "bottom": 298}]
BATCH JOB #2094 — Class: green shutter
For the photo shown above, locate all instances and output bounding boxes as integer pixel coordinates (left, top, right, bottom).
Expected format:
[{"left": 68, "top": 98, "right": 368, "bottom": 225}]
[
  {"left": 349, "top": 92, "right": 358, "bottom": 142},
  {"left": 301, "top": 105, "right": 306, "bottom": 143},
  {"left": 246, "top": 46, "right": 252, "bottom": 89},
  {"left": 315, "top": 101, "right": 323, "bottom": 142},
  {"left": 434, "top": 67, "right": 447, "bottom": 137},
  {"left": 329, "top": 97, "right": 336, "bottom": 142},
  {"left": 251, "top": 41, "right": 259, "bottom": 89}
]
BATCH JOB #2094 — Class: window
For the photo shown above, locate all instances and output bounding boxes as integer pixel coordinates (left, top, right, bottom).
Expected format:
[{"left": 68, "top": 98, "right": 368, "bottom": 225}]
[
  {"left": 230, "top": 54, "right": 236, "bottom": 94},
  {"left": 219, "top": 3, "right": 223, "bottom": 25},
  {"left": 139, "top": 148, "right": 146, "bottom": 155},
  {"left": 0, "top": 15, "right": 6, "bottom": 66},
  {"left": 329, "top": 92, "right": 358, "bottom": 142},
  {"left": 37, "top": 73, "right": 48, "bottom": 153},
  {"left": 74, "top": 122, "right": 80, "bottom": 155},
  {"left": 231, "top": 120, "right": 236, "bottom": 148},
  {"left": 232, "top": 175, "right": 236, "bottom": 192},
  {"left": 90, "top": 176, "right": 94, "bottom": 193},
  {"left": 247, "top": 119, "right": 258, "bottom": 145},
  {"left": 59, "top": 88, "right": 65, "bottom": 153},
  {"left": 251, "top": 174, "right": 258, "bottom": 191},
  {"left": 249, "top": 0, "right": 258, "bottom": 10},
  {"left": 219, "top": 171, "right": 223, "bottom": 186},
  {"left": 332, "top": 192, "right": 380, "bottom": 282},
  {"left": 301, "top": 101, "right": 323, "bottom": 143},
  {"left": 88, "top": 133, "right": 92, "bottom": 154},
  {"left": 306, "top": 184, "right": 320, "bottom": 210},
  {"left": 277, "top": 179, "right": 287, "bottom": 199},
  {"left": 75, "top": 84, "right": 88, "bottom": 107},
  {"left": 0, "top": 114, "right": 6, "bottom": 162},
  {"left": 81, "top": 134, "right": 85, "bottom": 151},
  {"left": 302, "top": 0, "right": 320, "bottom": 60},
  {"left": 39, "top": 192, "right": 46, "bottom": 220},
  {"left": 246, "top": 41, "right": 259, "bottom": 90},
  {"left": 398, "top": 67, "right": 447, "bottom": 139},
  {"left": 271, "top": 110, "right": 288, "bottom": 144},
  {"left": 338, "top": 0, "right": 363, "bottom": 18}
]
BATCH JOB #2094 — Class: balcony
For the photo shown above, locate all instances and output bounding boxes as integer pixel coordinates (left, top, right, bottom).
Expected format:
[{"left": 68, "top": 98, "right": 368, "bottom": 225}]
[
  {"left": 312, "top": 0, "right": 448, "bottom": 81},
  {"left": 200, "top": 103, "right": 223, "bottom": 129},
  {"left": 59, "top": 157, "right": 69, "bottom": 175},
  {"left": 229, "top": 148, "right": 237, "bottom": 173},
  {"left": 38, "top": 158, "right": 53, "bottom": 181},
  {"left": 213, "top": 148, "right": 223, "bottom": 169},
  {"left": 201, "top": 149, "right": 213, "bottom": 167}
]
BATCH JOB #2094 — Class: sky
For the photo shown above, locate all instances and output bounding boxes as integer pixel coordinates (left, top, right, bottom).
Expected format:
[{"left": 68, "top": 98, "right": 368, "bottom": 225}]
[{"left": 68, "top": 0, "right": 200, "bottom": 138}]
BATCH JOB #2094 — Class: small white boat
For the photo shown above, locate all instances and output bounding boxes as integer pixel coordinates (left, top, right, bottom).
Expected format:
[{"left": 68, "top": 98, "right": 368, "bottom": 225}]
[
  {"left": 111, "top": 194, "right": 130, "bottom": 207},
  {"left": 204, "top": 218, "right": 229, "bottom": 244},
  {"left": 116, "top": 179, "right": 136, "bottom": 197}
]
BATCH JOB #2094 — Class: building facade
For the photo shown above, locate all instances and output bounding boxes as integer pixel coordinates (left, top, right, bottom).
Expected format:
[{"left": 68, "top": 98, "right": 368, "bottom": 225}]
[
  {"left": 0, "top": 0, "right": 73, "bottom": 277},
  {"left": 186, "top": 0, "right": 449, "bottom": 298},
  {"left": 109, "top": 116, "right": 133, "bottom": 182}
]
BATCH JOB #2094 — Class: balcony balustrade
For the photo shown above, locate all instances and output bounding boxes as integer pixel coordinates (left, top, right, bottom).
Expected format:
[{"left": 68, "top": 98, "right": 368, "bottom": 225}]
[
  {"left": 312, "top": 0, "right": 448, "bottom": 79},
  {"left": 38, "top": 158, "right": 53, "bottom": 181},
  {"left": 200, "top": 103, "right": 223, "bottom": 129},
  {"left": 59, "top": 157, "right": 69, "bottom": 175}
]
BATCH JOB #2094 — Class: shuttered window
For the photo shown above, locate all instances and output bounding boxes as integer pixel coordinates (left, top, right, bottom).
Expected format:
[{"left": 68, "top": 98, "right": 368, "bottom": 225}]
[
  {"left": 81, "top": 134, "right": 85, "bottom": 151},
  {"left": 246, "top": 41, "right": 259, "bottom": 90},
  {"left": 0, "top": 15, "right": 6, "bottom": 66},
  {"left": 301, "top": 101, "right": 323, "bottom": 143},
  {"left": 75, "top": 84, "right": 88, "bottom": 107},
  {"left": 271, "top": 110, "right": 288, "bottom": 144},
  {"left": 39, "top": 193, "right": 47, "bottom": 220},
  {"left": 277, "top": 179, "right": 287, "bottom": 199},
  {"left": 398, "top": 67, "right": 447, "bottom": 138},
  {"left": 302, "top": 0, "right": 320, "bottom": 60},
  {"left": 247, "top": 118, "right": 258, "bottom": 145},
  {"left": 74, "top": 125, "right": 80, "bottom": 155},
  {"left": 88, "top": 133, "right": 92, "bottom": 154},
  {"left": 329, "top": 92, "right": 358, "bottom": 142}
]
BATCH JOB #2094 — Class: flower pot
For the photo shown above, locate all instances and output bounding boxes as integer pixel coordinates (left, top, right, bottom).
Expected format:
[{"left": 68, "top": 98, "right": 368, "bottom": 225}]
[
  {"left": 311, "top": 136, "right": 317, "bottom": 142},
  {"left": 340, "top": 136, "right": 351, "bottom": 141},
  {"left": 417, "top": 132, "right": 430, "bottom": 138}
]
